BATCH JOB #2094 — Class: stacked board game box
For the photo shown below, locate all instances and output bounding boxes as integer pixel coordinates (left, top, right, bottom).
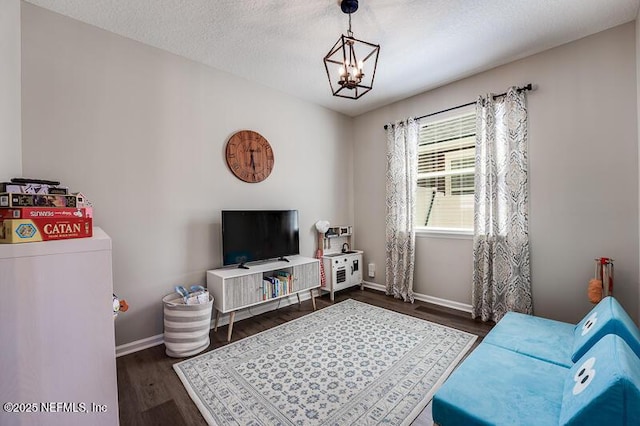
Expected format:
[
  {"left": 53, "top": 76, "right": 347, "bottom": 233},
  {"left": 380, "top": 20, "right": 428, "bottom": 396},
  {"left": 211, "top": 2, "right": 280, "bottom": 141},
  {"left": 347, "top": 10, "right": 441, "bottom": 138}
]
[{"left": 0, "top": 178, "right": 94, "bottom": 244}]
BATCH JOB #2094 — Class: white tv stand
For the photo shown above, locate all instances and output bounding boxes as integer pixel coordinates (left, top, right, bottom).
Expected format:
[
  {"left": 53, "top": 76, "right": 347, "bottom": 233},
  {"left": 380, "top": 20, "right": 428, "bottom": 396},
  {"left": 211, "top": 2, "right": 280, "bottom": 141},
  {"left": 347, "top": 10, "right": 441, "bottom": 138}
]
[{"left": 207, "top": 255, "right": 320, "bottom": 341}]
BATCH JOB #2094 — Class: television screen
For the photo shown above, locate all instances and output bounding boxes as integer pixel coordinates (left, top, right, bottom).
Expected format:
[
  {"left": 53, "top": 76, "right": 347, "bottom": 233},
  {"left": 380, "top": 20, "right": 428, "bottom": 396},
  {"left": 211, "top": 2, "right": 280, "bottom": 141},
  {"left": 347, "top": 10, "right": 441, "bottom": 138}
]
[{"left": 222, "top": 210, "right": 300, "bottom": 266}]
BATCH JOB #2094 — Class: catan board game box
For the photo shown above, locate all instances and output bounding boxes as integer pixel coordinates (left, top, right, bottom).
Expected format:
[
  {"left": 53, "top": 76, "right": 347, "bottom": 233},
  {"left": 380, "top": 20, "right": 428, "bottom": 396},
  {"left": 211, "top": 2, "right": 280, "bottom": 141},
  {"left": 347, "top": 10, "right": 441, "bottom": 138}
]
[{"left": 0, "top": 217, "right": 93, "bottom": 243}]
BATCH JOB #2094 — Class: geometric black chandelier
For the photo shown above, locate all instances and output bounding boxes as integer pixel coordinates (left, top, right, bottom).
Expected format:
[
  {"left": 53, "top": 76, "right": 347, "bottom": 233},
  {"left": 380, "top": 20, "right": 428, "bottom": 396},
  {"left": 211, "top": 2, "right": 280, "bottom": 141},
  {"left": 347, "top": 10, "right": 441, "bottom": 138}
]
[{"left": 323, "top": 0, "right": 380, "bottom": 100}]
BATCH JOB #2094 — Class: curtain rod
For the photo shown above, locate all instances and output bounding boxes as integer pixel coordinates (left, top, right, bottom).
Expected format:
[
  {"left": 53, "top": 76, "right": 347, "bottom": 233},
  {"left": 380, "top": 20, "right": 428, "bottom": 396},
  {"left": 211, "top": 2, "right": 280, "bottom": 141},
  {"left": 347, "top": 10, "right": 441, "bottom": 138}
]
[{"left": 383, "top": 83, "right": 533, "bottom": 130}]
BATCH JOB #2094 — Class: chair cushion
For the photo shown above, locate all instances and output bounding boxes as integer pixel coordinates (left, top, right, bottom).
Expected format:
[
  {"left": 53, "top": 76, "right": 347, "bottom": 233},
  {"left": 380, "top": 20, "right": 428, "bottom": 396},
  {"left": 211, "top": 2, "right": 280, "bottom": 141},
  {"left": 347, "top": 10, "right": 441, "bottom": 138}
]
[
  {"left": 483, "top": 311, "right": 574, "bottom": 367},
  {"left": 433, "top": 343, "right": 567, "bottom": 426},
  {"left": 559, "top": 334, "right": 640, "bottom": 425},
  {"left": 572, "top": 296, "right": 640, "bottom": 362}
]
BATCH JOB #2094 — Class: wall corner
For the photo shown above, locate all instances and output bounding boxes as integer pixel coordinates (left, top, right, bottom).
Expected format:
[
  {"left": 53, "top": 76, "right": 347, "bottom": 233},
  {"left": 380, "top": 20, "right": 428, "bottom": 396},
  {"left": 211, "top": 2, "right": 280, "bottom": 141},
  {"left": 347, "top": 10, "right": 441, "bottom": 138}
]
[{"left": 0, "top": 0, "right": 22, "bottom": 180}]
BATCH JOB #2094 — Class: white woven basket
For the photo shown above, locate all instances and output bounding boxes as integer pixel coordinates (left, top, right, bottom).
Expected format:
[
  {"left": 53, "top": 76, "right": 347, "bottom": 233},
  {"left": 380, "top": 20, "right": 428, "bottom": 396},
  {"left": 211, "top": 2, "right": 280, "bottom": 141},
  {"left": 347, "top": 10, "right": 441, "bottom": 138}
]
[{"left": 163, "top": 293, "right": 213, "bottom": 358}]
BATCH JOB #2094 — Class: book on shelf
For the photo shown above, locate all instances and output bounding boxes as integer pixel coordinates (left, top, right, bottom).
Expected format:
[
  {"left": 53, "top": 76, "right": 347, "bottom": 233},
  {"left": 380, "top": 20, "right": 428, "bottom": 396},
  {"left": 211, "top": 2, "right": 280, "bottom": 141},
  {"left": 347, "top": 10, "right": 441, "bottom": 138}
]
[
  {"left": 262, "top": 277, "right": 270, "bottom": 300},
  {"left": 263, "top": 275, "right": 293, "bottom": 300},
  {"left": 276, "top": 271, "right": 293, "bottom": 293}
]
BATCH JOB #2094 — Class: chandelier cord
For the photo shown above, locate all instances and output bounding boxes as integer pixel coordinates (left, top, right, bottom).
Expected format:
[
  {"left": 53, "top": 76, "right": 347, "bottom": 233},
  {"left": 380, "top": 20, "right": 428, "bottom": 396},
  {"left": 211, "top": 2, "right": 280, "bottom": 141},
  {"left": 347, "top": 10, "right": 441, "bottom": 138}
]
[{"left": 348, "top": 12, "right": 353, "bottom": 37}]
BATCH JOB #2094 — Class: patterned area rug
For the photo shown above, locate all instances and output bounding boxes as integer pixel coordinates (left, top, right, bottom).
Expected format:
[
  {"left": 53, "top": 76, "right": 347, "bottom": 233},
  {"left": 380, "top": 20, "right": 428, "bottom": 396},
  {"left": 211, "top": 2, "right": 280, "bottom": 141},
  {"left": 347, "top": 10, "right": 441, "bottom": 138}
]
[{"left": 174, "top": 299, "right": 476, "bottom": 425}]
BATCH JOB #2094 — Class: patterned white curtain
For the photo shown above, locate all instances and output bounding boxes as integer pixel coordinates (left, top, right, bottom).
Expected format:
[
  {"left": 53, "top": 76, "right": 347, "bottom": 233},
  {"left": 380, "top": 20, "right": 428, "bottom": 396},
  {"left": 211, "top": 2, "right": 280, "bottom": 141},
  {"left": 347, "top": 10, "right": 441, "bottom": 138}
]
[
  {"left": 385, "top": 118, "right": 418, "bottom": 303},
  {"left": 472, "top": 88, "right": 532, "bottom": 322}
]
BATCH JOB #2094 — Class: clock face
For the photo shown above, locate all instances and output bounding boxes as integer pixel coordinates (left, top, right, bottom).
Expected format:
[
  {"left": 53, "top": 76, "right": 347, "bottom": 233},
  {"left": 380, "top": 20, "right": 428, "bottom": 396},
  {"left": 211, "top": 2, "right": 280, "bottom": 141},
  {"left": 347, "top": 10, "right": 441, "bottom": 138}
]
[{"left": 225, "top": 130, "right": 274, "bottom": 183}]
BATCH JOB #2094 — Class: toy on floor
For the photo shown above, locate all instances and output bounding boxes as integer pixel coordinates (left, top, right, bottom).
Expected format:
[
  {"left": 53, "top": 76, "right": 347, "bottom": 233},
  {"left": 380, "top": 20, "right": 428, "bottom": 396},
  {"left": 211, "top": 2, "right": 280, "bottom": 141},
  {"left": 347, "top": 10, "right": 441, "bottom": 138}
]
[
  {"left": 113, "top": 293, "right": 129, "bottom": 317},
  {"left": 175, "top": 285, "right": 210, "bottom": 305},
  {"left": 314, "top": 220, "right": 330, "bottom": 287},
  {"left": 588, "top": 257, "right": 614, "bottom": 303},
  {"left": 588, "top": 278, "right": 603, "bottom": 303}
]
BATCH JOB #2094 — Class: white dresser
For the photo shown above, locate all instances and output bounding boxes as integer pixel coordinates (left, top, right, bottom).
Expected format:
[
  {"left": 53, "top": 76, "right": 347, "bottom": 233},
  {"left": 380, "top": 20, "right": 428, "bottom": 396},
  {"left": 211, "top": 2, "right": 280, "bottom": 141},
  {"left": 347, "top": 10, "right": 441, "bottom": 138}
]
[{"left": 0, "top": 227, "right": 119, "bottom": 426}]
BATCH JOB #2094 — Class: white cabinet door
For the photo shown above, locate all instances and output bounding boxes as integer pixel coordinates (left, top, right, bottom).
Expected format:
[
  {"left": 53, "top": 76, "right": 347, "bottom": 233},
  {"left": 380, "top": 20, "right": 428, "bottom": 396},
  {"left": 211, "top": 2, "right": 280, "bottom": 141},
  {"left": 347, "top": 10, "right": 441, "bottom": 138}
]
[
  {"left": 0, "top": 228, "right": 118, "bottom": 426},
  {"left": 292, "top": 262, "right": 320, "bottom": 292},
  {"left": 224, "top": 274, "right": 263, "bottom": 310}
]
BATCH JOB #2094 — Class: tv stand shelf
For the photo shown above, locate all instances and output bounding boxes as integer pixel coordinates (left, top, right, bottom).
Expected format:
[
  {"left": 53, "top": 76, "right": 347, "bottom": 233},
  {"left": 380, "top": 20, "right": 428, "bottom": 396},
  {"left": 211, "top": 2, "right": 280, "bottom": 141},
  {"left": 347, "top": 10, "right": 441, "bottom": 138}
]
[{"left": 207, "top": 256, "right": 320, "bottom": 341}]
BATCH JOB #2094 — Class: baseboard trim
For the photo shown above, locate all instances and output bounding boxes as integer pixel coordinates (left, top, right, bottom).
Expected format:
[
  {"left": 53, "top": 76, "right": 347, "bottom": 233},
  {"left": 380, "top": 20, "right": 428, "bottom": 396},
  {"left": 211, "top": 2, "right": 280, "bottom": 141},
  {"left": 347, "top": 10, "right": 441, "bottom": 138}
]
[
  {"left": 413, "top": 293, "right": 473, "bottom": 313},
  {"left": 115, "top": 290, "right": 317, "bottom": 357},
  {"left": 116, "top": 333, "right": 164, "bottom": 357},
  {"left": 362, "top": 281, "right": 386, "bottom": 292},
  {"left": 362, "top": 281, "right": 473, "bottom": 313}
]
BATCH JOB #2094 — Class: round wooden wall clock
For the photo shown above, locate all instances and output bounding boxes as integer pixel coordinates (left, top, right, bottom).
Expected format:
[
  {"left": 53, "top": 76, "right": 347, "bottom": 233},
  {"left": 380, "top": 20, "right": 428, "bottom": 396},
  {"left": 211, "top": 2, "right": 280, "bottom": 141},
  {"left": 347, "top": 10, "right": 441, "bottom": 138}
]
[{"left": 225, "top": 130, "right": 274, "bottom": 183}]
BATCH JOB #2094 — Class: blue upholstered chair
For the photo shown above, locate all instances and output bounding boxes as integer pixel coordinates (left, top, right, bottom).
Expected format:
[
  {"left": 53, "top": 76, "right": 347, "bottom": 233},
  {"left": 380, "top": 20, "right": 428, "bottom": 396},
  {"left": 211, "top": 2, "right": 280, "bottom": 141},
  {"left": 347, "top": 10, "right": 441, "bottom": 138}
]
[
  {"left": 433, "top": 334, "right": 640, "bottom": 425},
  {"left": 432, "top": 342, "right": 567, "bottom": 425},
  {"left": 482, "top": 297, "right": 640, "bottom": 367},
  {"left": 571, "top": 297, "right": 640, "bottom": 361},
  {"left": 433, "top": 297, "right": 640, "bottom": 425},
  {"left": 559, "top": 334, "right": 640, "bottom": 425}
]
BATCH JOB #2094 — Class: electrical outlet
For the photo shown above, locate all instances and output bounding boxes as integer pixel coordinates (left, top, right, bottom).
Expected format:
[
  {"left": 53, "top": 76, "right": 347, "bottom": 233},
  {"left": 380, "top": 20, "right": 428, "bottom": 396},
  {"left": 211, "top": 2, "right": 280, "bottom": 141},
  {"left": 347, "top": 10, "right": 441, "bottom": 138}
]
[{"left": 368, "top": 263, "right": 375, "bottom": 278}]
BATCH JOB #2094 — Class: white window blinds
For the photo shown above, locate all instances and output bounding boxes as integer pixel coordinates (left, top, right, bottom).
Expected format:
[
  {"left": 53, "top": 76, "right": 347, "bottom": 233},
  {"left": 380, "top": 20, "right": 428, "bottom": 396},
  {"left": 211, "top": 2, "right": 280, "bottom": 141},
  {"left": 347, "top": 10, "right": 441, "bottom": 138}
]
[{"left": 416, "top": 111, "right": 476, "bottom": 231}]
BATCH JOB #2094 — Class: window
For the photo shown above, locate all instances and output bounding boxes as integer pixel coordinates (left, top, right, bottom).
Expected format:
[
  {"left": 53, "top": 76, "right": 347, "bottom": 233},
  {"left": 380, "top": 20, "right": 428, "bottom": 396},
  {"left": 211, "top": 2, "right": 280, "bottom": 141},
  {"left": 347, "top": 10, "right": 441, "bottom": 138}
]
[{"left": 415, "top": 110, "right": 476, "bottom": 232}]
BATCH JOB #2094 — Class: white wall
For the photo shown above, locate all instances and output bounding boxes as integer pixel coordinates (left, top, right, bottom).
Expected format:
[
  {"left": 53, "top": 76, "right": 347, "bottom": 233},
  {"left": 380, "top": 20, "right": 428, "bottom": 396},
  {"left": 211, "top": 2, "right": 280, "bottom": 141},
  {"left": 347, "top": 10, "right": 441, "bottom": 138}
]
[
  {"left": 0, "top": 0, "right": 22, "bottom": 180},
  {"left": 354, "top": 23, "right": 639, "bottom": 323},
  {"left": 20, "top": 3, "right": 354, "bottom": 345}
]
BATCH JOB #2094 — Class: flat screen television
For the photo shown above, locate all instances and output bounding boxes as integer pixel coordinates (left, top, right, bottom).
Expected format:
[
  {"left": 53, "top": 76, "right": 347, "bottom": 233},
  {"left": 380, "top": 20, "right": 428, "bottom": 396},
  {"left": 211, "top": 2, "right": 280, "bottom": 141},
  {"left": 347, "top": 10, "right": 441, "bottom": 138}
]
[{"left": 222, "top": 210, "right": 300, "bottom": 267}]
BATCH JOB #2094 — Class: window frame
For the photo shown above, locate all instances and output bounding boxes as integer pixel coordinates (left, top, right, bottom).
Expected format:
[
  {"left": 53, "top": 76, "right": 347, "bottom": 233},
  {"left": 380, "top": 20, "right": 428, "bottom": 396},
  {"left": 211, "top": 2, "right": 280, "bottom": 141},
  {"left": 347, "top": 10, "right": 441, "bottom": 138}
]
[{"left": 414, "top": 106, "right": 476, "bottom": 237}]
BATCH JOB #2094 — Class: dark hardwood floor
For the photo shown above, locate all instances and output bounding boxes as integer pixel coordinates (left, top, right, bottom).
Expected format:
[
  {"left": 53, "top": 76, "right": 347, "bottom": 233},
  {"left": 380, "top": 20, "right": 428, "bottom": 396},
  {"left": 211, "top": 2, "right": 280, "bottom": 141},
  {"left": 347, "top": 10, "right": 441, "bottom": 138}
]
[{"left": 116, "top": 287, "right": 494, "bottom": 425}]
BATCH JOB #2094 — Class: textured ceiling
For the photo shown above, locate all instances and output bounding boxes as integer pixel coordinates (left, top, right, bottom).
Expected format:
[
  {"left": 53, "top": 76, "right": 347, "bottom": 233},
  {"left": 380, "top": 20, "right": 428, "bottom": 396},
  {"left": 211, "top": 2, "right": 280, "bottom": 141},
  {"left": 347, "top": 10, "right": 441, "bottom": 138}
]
[{"left": 25, "top": 0, "right": 640, "bottom": 117}]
